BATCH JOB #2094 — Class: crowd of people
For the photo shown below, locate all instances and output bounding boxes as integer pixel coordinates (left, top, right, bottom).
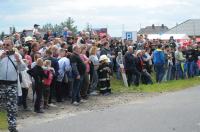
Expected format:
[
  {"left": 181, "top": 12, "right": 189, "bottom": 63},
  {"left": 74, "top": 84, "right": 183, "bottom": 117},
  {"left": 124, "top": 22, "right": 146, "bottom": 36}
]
[{"left": 0, "top": 24, "right": 200, "bottom": 132}]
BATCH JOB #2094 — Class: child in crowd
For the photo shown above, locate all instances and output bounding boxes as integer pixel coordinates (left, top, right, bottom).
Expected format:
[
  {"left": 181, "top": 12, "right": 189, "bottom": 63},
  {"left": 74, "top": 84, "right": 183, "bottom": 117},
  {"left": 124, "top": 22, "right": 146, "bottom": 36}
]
[
  {"left": 98, "top": 55, "right": 112, "bottom": 95},
  {"left": 20, "top": 59, "right": 32, "bottom": 111},
  {"left": 27, "top": 58, "right": 48, "bottom": 113},
  {"left": 31, "top": 53, "right": 41, "bottom": 68},
  {"left": 43, "top": 60, "right": 54, "bottom": 109}
]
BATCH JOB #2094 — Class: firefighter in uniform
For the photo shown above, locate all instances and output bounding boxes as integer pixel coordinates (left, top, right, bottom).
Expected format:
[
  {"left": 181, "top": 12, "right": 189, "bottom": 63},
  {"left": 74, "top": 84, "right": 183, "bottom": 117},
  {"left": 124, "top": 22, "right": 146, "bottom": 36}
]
[{"left": 98, "top": 55, "right": 112, "bottom": 95}]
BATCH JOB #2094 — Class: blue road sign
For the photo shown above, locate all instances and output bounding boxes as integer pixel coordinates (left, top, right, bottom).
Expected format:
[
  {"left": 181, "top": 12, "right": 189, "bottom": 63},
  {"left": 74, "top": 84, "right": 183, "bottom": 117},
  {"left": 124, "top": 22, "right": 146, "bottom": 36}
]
[{"left": 126, "top": 32, "right": 133, "bottom": 40}]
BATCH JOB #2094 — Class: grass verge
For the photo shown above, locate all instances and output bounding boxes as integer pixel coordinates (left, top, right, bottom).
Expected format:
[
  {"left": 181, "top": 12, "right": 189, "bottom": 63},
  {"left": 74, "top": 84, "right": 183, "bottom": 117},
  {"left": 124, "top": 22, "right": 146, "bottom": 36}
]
[
  {"left": 0, "top": 110, "right": 7, "bottom": 130},
  {"left": 112, "top": 77, "right": 200, "bottom": 93}
]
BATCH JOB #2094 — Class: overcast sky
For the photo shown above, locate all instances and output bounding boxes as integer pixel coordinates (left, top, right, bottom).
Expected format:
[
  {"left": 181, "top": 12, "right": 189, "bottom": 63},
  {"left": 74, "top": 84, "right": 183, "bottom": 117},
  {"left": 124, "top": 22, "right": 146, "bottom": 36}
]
[{"left": 0, "top": 0, "right": 199, "bottom": 36}]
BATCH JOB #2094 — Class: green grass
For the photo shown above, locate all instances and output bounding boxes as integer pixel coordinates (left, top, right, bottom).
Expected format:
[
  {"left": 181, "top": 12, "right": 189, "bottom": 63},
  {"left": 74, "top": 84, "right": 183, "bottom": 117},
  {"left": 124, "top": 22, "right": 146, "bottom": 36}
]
[
  {"left": 0, "top": 110, "right": 7, "bottom": 130},
  {"left": 112, "top": 77, "right": 200, "bottom": 93}
]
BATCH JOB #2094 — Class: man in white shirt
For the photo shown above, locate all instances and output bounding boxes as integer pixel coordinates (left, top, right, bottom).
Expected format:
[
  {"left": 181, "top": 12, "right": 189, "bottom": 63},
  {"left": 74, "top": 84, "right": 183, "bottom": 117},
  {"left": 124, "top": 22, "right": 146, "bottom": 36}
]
[
  {"left": 0, "top": 38, "right": 26, "bottom": 132},
  {"left": 33, "top": 24, "right": 41, "bottom": 39}
]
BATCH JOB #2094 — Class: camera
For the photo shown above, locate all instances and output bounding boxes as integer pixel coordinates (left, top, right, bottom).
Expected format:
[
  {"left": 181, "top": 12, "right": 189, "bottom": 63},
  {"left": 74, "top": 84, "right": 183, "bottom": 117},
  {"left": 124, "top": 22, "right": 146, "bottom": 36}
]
[{"left": 6, "top": 50, "right": 15, "bottom": 55}]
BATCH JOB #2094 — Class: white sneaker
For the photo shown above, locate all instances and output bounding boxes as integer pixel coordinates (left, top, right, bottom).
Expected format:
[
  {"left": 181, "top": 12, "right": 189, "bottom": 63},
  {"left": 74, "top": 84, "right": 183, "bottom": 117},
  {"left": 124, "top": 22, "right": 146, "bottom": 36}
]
[
  {"left": 90, "top": 91, "right": 98, "bottom": 96},
  {"left": 48, "top": 103, "right": 57, "bottom": 107},
  {"left": 72, "top": 101, "right": 79, "bottom": 106},
  {"left": 80, "top": 99, "right": 87, "bottom": 103}
]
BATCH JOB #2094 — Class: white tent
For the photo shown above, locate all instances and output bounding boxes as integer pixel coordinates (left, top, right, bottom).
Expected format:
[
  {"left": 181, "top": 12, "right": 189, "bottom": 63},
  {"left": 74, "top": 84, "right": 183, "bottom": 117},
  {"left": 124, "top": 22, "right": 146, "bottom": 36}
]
[
  {"left": 147, "top": 34, "right": 161, "bottom": 40},
  {"left": 147, "top": 34, "right": 190, "bottom": 40},
  {"left": 160, "top": 34, "right": 190, "bottom": 40}
]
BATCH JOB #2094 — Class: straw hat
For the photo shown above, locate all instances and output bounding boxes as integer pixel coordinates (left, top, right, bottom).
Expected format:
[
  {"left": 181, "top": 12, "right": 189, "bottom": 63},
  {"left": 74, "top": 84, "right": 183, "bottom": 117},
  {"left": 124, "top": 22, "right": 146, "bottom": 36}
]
[
  {"left": 25, "top": 36, "right": 33, "bottom": 42},
  {"left": 136, "top": 50, "right": 142, "bottom": 56}
]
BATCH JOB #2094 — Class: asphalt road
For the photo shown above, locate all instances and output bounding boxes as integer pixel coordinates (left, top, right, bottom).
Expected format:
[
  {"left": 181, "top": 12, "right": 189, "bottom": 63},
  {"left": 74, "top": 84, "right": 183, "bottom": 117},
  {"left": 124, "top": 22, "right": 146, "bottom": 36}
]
[{"left": 20, "top": 86, "right": 200, "bottom": 132}]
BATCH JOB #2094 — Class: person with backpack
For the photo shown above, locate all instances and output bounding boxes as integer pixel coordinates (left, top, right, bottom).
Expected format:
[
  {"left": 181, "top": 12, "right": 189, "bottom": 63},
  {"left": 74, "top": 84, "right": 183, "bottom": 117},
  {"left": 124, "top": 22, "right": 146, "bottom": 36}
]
[
  {"left": 43, "top": 49, "right": 59, "bottom": 105},
  {"left": 153, "top": 44, "right": 165, "bottom": 83},
  {"left": 56, "top": 49, "right": 71, "bottom": 102}
]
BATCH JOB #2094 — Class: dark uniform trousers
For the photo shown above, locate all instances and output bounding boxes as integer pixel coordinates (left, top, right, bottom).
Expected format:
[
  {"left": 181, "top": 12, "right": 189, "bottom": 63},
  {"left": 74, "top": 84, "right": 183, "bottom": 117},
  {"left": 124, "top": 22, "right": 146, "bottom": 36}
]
[{"left": 0, "top": 84, "right": 17, "bottom": 131}]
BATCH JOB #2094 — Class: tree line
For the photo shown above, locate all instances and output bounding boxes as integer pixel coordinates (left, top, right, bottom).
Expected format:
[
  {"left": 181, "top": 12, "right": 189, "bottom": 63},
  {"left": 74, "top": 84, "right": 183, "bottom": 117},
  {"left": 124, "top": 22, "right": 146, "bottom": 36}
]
[{"left": 0, "top": 17, "right": 93, "bottom": 39}]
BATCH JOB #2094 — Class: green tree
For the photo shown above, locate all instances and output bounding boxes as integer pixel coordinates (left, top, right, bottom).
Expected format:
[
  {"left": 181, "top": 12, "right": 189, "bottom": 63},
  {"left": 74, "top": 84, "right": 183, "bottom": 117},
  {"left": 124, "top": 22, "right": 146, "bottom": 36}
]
[
  {"left": 12, "top": 27, "right": 16, "bottom": 34},
  {"left": 42, "top": 17, "right": 78, "bottom": 36},
  {"left": 53, "top": 24, "right": 62, "bottom": 35},
  {"left": 0, "top": 32, "right": 5, "bottom": 40},
  {"left": 61, "top": 17, "right": 78, "bottom": 36},
  {"left": 42, "top": 23, "right": 54, "bottom": 31},
  {"left": 85, "top": 23, "right": 92, "bottom": 32}
]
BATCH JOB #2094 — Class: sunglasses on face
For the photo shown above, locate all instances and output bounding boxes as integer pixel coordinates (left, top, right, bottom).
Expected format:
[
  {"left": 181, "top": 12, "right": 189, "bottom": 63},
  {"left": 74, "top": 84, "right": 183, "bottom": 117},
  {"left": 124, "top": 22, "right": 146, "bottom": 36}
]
[{"left": 3, "top": 43, "right": 11, "bottom": 47}]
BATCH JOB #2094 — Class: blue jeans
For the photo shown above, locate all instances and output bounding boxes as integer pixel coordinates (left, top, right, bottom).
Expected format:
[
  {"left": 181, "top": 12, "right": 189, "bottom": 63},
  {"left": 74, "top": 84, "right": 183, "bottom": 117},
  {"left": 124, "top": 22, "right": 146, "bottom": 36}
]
[
  {"left": 175, "top": 63, "right": 183, "bottom": 79},
  {"left": 90, "top": 70, "right": 98, "bottom": 92},
  {"left": 170, "top": 65, "right": 176, "bottom": 80},
  {"left": 154, "top": 64, "right": 165, "bottom": 83},
  {"left": 183, "top": 63, "right": 188, "bottom": 78},
  {"left": 167, "top": 65, "right": 172, "bottom": 81},
  {"left": 72, "top": 75, "right": 83, "bottom": 103},
  {"left": 187, "top": 61, "right": 195, "bottom": 77},
  {"left": 194, "top": 62, "right": 199, "bottom": 76},
  {"left": 67, "top": 78, "right": 74, "bottom": 98}
]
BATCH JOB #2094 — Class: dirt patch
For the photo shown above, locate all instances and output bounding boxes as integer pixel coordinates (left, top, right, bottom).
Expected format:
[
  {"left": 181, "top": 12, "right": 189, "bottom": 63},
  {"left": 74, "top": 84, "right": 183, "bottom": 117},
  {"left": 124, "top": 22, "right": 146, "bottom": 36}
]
[{"left": 17, "top": 92, "right": 160, "bottom": 129}]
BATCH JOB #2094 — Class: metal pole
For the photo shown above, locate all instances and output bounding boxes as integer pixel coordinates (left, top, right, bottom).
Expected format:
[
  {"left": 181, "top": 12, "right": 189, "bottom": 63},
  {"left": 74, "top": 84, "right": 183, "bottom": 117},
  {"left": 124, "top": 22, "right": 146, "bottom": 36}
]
[
  {"left": 193, "top": 20, "right": 196, "bottom": 43},
  {"left": 122, "top": 24, "right": 125, "bottom": 39}
]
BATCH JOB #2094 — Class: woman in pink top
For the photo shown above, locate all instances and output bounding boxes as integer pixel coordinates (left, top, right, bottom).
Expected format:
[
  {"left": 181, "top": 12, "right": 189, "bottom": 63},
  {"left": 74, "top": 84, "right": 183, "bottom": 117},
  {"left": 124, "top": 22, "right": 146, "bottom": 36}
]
[
  {"left": 23, "top": 47, "right": 32, "bottom": 69},
  {"left": 80, "top": 45, "right": 90, "bottom": 100}
]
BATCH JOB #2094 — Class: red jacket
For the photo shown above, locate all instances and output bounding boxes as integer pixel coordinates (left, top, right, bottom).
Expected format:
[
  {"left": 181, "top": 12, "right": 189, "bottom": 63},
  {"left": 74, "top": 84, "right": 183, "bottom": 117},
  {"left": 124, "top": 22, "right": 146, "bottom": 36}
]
[{"left": 43, "top": 69, "right": 53, "bottom": 86}]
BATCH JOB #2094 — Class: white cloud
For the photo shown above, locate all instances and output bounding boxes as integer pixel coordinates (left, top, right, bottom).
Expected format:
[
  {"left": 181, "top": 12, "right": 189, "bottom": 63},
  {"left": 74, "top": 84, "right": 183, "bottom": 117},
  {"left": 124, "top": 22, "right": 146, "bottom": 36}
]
[{"left": 1, "top": 0, "right": 200, "bottom": 36}]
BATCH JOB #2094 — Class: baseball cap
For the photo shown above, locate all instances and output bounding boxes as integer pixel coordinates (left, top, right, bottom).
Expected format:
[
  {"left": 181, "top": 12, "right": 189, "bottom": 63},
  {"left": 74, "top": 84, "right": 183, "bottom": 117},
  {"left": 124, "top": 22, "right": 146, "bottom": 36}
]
[{"left": 34, "top": 24, "right": 40, "bottom": 27}]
